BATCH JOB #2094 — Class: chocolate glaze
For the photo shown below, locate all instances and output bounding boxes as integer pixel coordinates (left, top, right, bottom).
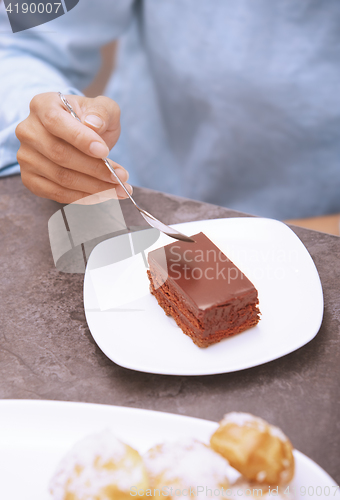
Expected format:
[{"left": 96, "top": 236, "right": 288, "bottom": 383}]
[{"left": 148, "top": 232, "right": 258, "bottom": 311}]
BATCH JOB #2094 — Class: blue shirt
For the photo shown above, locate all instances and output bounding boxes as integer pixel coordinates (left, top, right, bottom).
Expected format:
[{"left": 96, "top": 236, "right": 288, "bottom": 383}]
[{"left": 1, "top": 0, "right": 340, "bottom": 219}]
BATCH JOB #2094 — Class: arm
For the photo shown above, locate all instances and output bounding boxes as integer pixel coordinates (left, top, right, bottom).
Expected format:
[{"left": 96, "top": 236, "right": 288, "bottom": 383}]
[{"left": 0, "top": 0, "right": 134, "bottom": 201}]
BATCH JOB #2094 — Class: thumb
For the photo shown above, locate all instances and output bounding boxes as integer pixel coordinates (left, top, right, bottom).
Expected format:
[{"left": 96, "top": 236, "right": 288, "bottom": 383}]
[{"left": 81, "top": 96, "right": 121, "bottom": 150}]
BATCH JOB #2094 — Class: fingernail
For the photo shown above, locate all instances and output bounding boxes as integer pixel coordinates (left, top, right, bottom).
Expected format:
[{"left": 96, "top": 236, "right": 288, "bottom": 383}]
[
  {"left": 89, "top": 141, "right": 109, "bottom": 157},
  {"left": 117, "top": 183, "right": 133, "bottom": 197},
  {"left": 110, "top": 168, "right": 128, "bottom": 183},
  {"left": 84, "top": 115, "right": 104, "bottom": 129}
]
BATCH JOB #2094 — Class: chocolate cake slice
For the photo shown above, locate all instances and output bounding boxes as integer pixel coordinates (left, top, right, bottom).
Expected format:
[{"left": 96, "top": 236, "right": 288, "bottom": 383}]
[{"left": 147, "top": 232, "right": 260, "bottom": 348}]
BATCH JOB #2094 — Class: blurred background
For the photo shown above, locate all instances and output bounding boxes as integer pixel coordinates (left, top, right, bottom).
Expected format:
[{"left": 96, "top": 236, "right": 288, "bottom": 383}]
[{"left": 84, "top": 41, "right": 340, "bottom": 237}]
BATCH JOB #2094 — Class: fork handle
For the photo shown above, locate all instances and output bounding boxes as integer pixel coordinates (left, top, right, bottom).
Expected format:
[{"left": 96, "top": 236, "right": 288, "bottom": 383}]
[{"left": 101, "top": 158, "right": 136, "bottom": 206}]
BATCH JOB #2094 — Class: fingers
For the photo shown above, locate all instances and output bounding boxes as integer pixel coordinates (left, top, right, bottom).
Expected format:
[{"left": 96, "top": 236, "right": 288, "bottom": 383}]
[
  {"left": 19, "top": 143, "right": 131, "bottom": 193},
  {"left": 22, "top": 172, "right": 132, "bottom": 205},
  {"left": 21, "top": 172, "right": 91, "bottom": 205},
  {"left": 18, "top": 144, "right": 132, "bottom": 204},
  {"left": 30, "top": 94, "right": 110, "bottom": 159},
  {"left": 80, "top": 95, "right": 121, "bottom": 150},
  {"left": 21, "top": 169, "right": 133, "bottom": 205},
  {"left": 16, "top": 92, "right": 130, "bottom": 204},
  {"left": 17, "top": 114, "right": 128, "bottom": 185}
]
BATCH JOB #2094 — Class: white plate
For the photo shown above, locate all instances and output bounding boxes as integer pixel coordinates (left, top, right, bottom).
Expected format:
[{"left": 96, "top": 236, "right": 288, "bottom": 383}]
[
  {"left": 0, "top": 400, "right": 338, "bottom": 500},
  {"left": 84, "top": 218, "right": 323, "bottom": 375}
]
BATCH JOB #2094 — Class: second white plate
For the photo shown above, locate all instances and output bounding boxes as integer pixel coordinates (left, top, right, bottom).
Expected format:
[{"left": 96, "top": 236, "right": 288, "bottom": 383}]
[
  {"left": 84, "top": 218, "right": 323, "bottom": 375},
  {"left": 0, "top": 401, "right": 338, "bottom": 500}
]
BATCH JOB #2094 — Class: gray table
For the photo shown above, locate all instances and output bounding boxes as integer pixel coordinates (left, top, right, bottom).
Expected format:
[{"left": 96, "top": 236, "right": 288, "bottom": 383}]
[{"left": 1, "top": 175, "right": 339, "bottom": 483}]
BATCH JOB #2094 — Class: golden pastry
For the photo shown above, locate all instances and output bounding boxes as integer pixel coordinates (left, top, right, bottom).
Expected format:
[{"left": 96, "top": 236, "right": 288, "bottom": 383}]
[
  {"left": 49, "top": 430, "right": 149, "bottom": 500},
  {"left": 143, "top": 439, "right": 231, "bottom": 499},
  {"left": 210, "top": 412, "right": 294, "bottom": 486}
]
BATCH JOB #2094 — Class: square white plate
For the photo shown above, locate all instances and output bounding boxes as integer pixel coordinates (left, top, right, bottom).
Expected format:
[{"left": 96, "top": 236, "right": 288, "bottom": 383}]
[
  {"left": 0, "top": 400, "right": 338, "bottom": 500},
  {"left": 84, "top": 218, "right": 323, "bottom": 375}
]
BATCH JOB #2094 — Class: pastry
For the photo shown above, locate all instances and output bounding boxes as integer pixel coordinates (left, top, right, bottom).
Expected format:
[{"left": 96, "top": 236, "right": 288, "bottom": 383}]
[
  {"left": 49, "top": 430, "right": 149, "bottom": 500},
  {"left": 210, "top": 412, "right": 294, "bottom": 486},
  {"left": 143, "top": 439, "right": 231, "bottom": 499},
  {"left": 49, "top": 413, "right": 296, "bottom": 500},
  {"left": 147, "top": 232, "right": 260, "bottom": 347}
]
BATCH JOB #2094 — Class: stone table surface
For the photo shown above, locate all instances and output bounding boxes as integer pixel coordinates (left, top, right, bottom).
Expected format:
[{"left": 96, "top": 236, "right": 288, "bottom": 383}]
[{"left": 1, "top": 175, "right": 339, "bottom": 484}]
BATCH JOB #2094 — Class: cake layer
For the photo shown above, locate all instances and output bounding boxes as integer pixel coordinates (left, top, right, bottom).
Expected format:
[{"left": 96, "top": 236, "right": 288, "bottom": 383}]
[
  {"left": 148, "top": 270, "right": 259, "bottom": 347},
  {"left": 148, "top": 266, "right": 258, "bottom": 332},
  {"left": 147, "top": 232, "right": 260, "bottom": 347}
]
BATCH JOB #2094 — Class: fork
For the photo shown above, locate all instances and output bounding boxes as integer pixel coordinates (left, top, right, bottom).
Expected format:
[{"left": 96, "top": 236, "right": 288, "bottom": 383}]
[{"left": 58, "top": 93, "right": 195, "bottom": 243}]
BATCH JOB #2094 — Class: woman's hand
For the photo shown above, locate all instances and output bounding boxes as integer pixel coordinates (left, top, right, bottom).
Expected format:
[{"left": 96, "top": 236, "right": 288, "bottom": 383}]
[{"left": 16, "top": 92, "right": 132, "bottom": 204}]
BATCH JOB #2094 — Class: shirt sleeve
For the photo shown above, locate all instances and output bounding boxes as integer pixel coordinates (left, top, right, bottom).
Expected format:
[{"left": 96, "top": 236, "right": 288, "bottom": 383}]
[{"left": 0, "top": 0, "right": 135, "bottom": 176}]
